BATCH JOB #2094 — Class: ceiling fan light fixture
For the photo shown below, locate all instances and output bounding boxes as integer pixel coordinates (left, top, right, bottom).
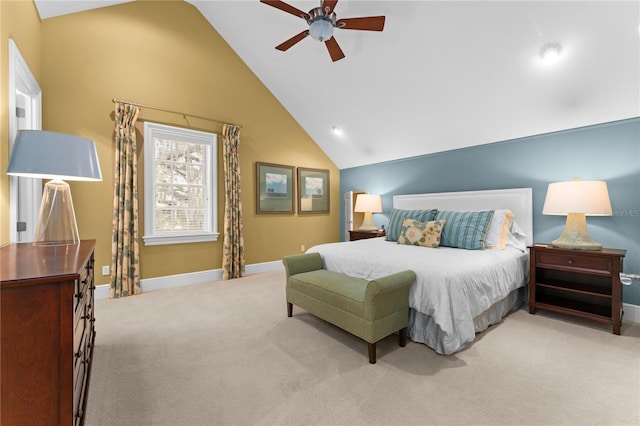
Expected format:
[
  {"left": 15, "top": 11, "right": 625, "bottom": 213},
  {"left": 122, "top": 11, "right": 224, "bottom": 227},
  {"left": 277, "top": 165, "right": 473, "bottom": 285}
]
[
  {"left": 540, "top": 43, "right": 563, "bottom": 62},
  {"left": 309, "top": 18, "right": 334, "bottom": 41}
]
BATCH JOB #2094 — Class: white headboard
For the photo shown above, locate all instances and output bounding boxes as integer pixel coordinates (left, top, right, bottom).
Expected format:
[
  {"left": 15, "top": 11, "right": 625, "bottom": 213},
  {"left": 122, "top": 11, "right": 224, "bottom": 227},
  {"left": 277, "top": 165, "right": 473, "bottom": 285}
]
[{"left": 393, "top": 188, "right": 533, "bottom": 246}]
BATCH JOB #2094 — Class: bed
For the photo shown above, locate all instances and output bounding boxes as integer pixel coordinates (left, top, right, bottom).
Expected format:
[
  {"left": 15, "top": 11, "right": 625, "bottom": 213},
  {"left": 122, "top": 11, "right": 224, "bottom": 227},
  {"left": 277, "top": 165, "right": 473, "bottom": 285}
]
[{"left": 307, "top": 188, "right": 533, "bottom": 355}]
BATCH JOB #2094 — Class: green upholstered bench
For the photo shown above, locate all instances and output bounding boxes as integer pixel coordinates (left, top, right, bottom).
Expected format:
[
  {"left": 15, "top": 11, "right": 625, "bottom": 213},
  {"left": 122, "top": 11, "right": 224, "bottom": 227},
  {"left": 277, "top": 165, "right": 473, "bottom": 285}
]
[{"left": 282, "top": 252, "right": 416, "bottom": 364}]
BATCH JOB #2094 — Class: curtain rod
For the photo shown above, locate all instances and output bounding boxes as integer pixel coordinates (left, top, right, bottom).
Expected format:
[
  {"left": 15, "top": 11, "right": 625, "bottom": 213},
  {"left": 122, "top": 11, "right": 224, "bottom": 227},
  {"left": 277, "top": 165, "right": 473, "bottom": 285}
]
[{"left": 112, "top": 98, "right": 242, "bottom": 128}]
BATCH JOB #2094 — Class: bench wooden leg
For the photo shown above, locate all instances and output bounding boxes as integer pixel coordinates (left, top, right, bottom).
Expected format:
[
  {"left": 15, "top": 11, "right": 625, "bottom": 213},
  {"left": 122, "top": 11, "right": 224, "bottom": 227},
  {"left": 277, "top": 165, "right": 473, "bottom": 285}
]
[
  {"left": 399, "top": 327, "right": 407, "bottom": 347},
  {"left": 368, "top": 342, "right": 376, "bottom": 364},
  {"left": 287, "top": 302, "right": 292, "bottom": 317}
]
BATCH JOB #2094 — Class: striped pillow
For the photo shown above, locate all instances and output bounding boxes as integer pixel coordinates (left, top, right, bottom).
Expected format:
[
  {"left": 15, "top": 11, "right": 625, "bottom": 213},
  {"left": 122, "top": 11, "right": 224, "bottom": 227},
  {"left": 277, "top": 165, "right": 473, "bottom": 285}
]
[
  {"left": 386, "top": 208, "right": 437, "bottom": 242},
  {"left": 435, "top": 210, "right": 495, "bottom": 250}
]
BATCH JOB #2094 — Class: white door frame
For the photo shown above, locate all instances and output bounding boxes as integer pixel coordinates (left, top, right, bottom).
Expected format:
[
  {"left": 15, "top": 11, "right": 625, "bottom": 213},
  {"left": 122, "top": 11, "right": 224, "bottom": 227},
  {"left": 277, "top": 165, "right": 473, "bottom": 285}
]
[{"left": 8, "top": 39, "right": 42, "bottom": 243}]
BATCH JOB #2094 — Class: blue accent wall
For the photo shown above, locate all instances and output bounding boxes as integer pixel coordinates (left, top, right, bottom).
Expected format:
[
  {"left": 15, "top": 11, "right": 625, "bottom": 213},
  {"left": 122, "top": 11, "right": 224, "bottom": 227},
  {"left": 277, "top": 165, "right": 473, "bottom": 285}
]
[{"left": 340, "top": 118, "right": 640, "bottom": 305}]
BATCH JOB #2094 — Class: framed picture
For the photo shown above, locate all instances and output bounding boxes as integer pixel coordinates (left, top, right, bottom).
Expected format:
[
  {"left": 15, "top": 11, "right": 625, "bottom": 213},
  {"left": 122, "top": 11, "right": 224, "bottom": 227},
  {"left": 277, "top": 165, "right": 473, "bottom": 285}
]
[
  {"left": 297, "top": 167, "right": 330, "bottom": 214},
  {"left": 256, "top": 162, "right": 295, "bottom": 214}
]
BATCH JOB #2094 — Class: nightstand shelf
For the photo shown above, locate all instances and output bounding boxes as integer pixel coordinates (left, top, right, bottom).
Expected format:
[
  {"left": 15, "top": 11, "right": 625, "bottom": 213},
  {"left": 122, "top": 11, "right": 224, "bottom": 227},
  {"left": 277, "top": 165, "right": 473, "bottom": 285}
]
[
  {"left": 535, "top": 296, "right": 612, "bottom": 320},
  {"left": 535, "top": 277, "right": 613, "bottom": 297},
  {"left": 529, "top": 244, "right": 626, "bottom": 334}
]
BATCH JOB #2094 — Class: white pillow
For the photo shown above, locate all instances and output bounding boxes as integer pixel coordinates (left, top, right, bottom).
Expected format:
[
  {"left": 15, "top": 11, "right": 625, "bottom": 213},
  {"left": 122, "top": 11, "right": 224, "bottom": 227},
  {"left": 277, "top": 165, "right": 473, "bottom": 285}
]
[
  {"left": 485, "top": 209, "right": 514, "bottom": 249},
  {"left": 506, "top": 221, "right": 528, "bottom": 252}
]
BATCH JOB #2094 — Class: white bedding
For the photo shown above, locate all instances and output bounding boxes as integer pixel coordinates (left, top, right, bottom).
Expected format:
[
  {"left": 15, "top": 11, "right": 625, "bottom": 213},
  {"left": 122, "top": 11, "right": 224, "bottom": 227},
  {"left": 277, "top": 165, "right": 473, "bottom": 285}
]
[{"left": 307, "top": 237, "right": 529, "bottom": 355}]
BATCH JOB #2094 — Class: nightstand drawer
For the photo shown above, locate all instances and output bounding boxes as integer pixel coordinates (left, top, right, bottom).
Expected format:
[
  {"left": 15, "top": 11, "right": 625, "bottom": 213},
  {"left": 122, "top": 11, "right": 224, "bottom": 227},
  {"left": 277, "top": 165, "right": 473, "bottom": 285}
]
[{"left": 537, "top": 252, "right": 611, "bottom": 273}]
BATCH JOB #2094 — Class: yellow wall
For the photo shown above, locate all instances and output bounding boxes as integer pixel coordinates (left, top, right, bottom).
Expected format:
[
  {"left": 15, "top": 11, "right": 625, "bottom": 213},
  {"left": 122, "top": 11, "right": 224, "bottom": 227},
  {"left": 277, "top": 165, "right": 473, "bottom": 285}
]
[
  {"left": 3, "top": 1, "right": 339, "bottom": 282},
  {"left": 0, "top": 0, "right": 43, "bottom": 245}
]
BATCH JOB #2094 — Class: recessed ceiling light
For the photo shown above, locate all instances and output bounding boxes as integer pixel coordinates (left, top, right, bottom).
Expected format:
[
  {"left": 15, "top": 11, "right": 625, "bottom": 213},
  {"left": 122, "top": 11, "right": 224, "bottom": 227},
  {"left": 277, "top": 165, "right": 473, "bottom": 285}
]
[
  {"left": 331, "top": 126, "right": 343, "bottom": 136},
  {"left": 539, "top": 43, "right": 563, "bottom": 63}
]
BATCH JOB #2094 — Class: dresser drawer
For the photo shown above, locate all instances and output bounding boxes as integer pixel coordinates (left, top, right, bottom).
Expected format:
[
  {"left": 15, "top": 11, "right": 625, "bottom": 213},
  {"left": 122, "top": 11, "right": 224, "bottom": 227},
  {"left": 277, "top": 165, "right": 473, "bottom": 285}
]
[
  {"left": 73, "top": 356, "right": 86, "bottom": 425},
  {"left": 74, "top": 283, "right": 89, "bottom": 313},
  {"left": 537, "top": 252, "right": 612, "bottom": 273},
  {"left": 73, "top": 322, "right": 86, "bottom": 371}
]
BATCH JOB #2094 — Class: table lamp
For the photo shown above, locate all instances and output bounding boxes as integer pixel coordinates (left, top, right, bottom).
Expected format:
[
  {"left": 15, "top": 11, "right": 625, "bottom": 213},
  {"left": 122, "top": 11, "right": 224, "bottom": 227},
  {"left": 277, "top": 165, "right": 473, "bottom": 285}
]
[
  {"left": 6, "top": 130, "right": 102, "bottom": 246},
  {"left": 354, "top": 193, "right": 382, "bottom": 231},
  {"left": 542, "top": 177, "right": 612, "bottom": 250}
]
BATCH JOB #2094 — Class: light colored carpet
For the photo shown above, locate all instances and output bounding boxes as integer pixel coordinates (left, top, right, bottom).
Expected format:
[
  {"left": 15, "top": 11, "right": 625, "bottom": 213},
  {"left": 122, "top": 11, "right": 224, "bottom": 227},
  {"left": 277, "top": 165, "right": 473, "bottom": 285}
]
[{"left": 86, "top": 270, "right": 640, "bottom": 426}]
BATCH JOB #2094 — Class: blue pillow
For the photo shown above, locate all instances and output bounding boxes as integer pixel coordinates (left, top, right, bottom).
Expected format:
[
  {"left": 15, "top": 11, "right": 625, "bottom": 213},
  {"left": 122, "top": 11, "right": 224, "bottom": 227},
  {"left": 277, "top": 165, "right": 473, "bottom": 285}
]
[
  {"left": 435, "top": 210, "right": 495, "bottom": 250},
  {"left": 386, "top": 208, "right": 437, "bottom": 241}
]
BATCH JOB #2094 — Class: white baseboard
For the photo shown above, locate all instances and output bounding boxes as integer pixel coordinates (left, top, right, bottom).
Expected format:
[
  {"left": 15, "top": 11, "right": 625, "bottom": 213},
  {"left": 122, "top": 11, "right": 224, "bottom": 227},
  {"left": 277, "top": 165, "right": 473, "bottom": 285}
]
[
  {"left": 94, "top": 260, "right": 284, "bottom": 300},
  {"left": 623, "top": 303, "right": 640, "bottom": 324}
]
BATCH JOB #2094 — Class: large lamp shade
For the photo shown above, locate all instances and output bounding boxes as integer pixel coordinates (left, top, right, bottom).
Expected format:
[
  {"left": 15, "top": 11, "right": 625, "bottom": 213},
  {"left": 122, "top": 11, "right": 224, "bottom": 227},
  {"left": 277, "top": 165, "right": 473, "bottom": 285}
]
[{"left": 542, "top": 177, "right": 612, "bottom": 250}]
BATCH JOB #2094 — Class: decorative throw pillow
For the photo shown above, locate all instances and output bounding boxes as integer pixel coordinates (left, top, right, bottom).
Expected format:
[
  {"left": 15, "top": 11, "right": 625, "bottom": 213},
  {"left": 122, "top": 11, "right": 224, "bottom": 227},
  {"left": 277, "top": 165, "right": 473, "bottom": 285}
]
[
  {"left": 397, "top": 219, "right": 446, "bottom": 248},
  {"left": 385, "top": 208, "right": 437, "bottom": 242},
  {"left": 485, "top": 209, "right": 514, "bottom": 250},
  {"left": 435, "top": 210, "right": 495, "bottom": 250}
]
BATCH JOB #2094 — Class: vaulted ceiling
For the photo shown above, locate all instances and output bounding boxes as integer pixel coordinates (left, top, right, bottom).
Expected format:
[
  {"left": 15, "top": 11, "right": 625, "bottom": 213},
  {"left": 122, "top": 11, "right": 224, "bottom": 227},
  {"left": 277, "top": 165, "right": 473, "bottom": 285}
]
[{"left": 34, "top": 1, "right": 640, "bottom": 169}]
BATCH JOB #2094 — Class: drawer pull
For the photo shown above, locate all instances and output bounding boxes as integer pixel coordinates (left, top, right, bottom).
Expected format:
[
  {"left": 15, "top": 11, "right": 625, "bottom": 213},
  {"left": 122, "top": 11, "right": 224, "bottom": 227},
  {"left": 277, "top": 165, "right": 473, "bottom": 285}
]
[
  {"left": 82, "top": 278, "right": 88, "bottom": 285},
  {"left": 567, "top": 259, "right": 573, "bottom": 265},
  {"left": 74, "top": 292, "right": 84, "bottom": 299},
  {"left": 75, "top": 349, "right": 83, "bottom": 359}
]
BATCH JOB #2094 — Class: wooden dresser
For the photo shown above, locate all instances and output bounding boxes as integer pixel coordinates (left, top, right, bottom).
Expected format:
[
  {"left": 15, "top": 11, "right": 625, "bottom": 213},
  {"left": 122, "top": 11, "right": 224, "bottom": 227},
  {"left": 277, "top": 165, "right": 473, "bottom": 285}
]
[{"left": 1, "top": 240, "right": 96, "bottom": 425}]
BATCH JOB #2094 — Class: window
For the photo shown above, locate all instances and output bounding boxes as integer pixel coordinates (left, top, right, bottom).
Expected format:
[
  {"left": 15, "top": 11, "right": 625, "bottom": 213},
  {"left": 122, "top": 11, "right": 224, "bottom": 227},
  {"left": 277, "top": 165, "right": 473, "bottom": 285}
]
[{"left": 143, "top": 122, "right": 218, "bottom": 245}]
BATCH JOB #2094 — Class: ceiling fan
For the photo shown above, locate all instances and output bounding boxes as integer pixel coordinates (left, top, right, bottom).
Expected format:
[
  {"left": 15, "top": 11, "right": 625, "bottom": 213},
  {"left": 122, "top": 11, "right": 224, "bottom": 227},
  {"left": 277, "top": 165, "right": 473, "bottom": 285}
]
[{"left": 260, "top": 0, "right": 385, "bottom": 62}]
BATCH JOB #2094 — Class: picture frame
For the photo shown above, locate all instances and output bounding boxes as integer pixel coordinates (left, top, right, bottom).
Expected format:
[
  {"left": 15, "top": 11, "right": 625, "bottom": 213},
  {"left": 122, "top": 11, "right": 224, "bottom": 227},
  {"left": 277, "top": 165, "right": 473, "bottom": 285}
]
[
  {"left": 297, "top": 167, "right": 330, "bottom": 214},
  {"left": 256, "top": 162, "right": 295, "bottom": 214}
]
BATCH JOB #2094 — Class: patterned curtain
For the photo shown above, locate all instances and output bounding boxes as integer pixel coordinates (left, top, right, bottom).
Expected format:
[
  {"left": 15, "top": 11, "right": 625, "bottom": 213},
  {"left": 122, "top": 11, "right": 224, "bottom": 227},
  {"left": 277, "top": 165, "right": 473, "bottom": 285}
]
[
  {"left": 110, "top": 102, "right": 141, "bottom": 297},
  {"left": 222, "top": 124, "right": 245, "bottom": 280}
]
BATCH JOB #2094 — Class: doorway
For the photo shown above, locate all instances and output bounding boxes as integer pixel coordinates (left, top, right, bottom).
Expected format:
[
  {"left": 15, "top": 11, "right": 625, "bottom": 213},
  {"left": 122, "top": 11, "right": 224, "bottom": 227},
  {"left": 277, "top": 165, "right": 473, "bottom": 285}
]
[{"left": 8, "top": 39, "right": 43, "bottom": 243}]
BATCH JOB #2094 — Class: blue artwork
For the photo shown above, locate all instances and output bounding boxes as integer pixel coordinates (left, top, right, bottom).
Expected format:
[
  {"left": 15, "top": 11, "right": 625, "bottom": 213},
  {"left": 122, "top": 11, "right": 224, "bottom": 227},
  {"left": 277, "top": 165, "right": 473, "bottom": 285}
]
[
  {"left": 266, "top": 172, "right": 287, "bottom": 198},
  {"left": 304, "top": 176, "right": 324, "bottom": 198}
]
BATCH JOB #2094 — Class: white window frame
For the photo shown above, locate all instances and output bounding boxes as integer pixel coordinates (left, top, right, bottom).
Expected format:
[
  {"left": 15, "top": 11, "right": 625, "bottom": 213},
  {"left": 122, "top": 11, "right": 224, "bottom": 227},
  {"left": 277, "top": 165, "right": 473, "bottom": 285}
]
[{"left": 143, "top": 122, "right": 218, "bottom": 245}]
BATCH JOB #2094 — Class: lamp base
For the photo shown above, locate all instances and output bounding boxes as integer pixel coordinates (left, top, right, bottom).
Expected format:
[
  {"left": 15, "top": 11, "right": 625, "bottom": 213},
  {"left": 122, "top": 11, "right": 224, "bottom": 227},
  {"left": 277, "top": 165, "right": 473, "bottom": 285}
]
[
  {"left": 358, "top": 212, "right": 378, "bottom": 231},
  {"left": 550, "top": 212, "right": 602, "bottom": 251},
  {"left": 33, "top": 179, "right": 80, "bottom": 246}
]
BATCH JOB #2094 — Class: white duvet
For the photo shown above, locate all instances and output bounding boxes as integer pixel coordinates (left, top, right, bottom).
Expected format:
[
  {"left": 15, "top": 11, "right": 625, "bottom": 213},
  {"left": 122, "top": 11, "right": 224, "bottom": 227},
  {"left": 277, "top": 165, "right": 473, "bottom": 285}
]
[{"left": 307, "top": 237, "right": 529, "bottom": 355}]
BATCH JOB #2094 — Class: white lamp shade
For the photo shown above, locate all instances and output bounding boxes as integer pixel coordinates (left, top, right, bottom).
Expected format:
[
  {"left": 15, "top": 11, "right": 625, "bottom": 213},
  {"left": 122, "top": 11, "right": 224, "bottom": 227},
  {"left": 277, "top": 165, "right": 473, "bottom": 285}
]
[
  {"left": 7, "top": 130, "right": 102, "bottom": 181},
  {"left": 354, "top": 194, "right": 382, "bottom": 213},
  {"left": 542, "top": 180, "right": 612, "bottom": 216}
]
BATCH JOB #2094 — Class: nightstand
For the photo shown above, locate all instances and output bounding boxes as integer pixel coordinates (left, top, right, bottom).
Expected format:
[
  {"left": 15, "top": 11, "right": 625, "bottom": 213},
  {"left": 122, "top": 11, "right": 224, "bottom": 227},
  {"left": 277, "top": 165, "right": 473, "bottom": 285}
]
[
  {"left": 349, "top": 229, "right": 386, "bottom": 241},
  {"left": 528, "top": 244, "right": 626, "bottom": 334}
]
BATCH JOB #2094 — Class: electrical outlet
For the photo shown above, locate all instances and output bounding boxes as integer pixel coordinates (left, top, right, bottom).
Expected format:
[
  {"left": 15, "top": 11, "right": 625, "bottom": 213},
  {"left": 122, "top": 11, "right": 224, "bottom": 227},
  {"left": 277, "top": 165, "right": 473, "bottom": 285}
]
[
  {"left": 300, "top": 245, "right": 305, "bottom": 252},
  {"left": 102, "top": 265, "right": 109, "bottom": 276}
]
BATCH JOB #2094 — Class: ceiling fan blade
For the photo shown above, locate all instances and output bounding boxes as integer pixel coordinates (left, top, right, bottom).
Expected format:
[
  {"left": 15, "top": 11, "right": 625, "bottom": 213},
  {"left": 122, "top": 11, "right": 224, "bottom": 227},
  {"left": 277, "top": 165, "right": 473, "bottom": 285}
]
[
  {"left": 275, "top": 30, "right": 309, "bottom": 51},
  {"left": 322, "top": 0, "right": 338, "bottom": 14},
  {"left": 260, "top": 0, "right": 310, "bottom": 20},
  {"left": 325, "top": 37, "right": 345, "bottom": 62},
  {"left": 336, "top": 16, "right": 386, "bottom": 31}
]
